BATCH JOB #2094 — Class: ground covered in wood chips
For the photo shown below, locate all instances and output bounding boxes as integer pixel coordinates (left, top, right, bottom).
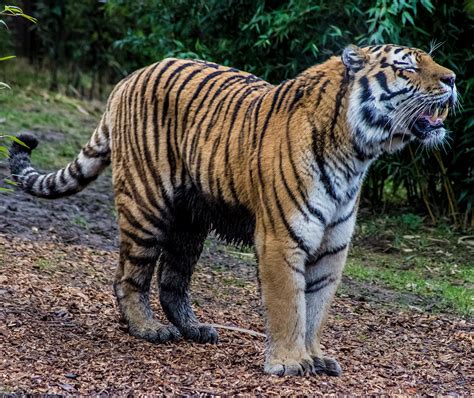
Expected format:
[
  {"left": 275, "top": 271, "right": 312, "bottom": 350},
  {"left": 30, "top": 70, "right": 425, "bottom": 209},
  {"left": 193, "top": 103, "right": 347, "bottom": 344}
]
[
  {"left": 0, "top": 230, "right": 472, "bottom": 395},
  {"left": 0, "top": 129, "right": 472, "bottom": 394}
]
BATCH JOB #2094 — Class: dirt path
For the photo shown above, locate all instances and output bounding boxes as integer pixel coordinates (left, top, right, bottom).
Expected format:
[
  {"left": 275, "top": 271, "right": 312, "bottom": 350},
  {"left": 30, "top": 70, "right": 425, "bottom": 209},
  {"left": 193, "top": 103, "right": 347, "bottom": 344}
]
[{"left": 0, "top": 147, "right": 472, "bottom": 395}]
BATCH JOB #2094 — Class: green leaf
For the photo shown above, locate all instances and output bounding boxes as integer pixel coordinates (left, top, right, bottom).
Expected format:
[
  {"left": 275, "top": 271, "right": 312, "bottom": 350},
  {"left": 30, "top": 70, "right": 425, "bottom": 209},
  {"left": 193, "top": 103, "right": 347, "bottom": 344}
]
[
  {"left": 4, "top": 178, "right": 17, "bottom": 186},
  {"left": 402, "top": 11, "right": 415, "bottom": 25},
  {"left": 6, "top": 135, "right": 30, "bottom": 149}
]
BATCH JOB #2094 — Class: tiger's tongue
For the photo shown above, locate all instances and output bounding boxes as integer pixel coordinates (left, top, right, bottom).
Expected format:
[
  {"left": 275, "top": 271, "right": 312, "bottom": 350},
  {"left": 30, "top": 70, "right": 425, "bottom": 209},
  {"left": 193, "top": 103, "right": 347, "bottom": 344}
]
[{"left": 422, "top": 109, "right": 442, "bottom": 126}]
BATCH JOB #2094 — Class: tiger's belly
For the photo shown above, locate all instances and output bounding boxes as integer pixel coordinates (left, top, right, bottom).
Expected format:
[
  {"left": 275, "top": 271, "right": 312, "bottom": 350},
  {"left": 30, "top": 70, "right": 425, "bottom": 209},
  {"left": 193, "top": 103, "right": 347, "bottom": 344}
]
[{"left": 178, "top": 187, "right": 256, "bottom": 246}]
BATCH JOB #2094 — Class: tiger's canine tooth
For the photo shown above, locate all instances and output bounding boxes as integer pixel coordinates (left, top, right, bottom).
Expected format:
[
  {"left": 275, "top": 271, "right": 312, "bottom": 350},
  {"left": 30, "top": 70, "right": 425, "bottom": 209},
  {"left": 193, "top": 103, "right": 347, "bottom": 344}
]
[{"left": 440, "top": 106, "right": 449, "bottom": 121}]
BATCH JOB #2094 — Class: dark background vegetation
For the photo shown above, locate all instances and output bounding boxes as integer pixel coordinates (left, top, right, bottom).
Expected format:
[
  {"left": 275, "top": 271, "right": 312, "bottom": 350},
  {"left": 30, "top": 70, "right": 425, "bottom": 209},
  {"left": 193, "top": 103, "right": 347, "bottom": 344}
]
[{"left": 1, "top": 0, "right": 473, "bottom": 229}]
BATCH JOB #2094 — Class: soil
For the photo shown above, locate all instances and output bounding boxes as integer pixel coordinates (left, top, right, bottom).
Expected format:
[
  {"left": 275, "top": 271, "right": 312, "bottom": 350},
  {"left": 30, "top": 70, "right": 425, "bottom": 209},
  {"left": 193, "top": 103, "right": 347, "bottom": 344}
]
[{"left": 0, "top": 133, "right": 472, "bottom": 395}]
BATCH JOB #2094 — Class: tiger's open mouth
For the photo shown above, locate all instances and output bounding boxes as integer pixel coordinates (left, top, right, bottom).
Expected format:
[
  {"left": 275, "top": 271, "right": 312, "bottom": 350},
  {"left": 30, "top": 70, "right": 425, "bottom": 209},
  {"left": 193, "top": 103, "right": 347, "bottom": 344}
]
[{"left": 412, "top": 101, "right": 450, "bottom": 140}]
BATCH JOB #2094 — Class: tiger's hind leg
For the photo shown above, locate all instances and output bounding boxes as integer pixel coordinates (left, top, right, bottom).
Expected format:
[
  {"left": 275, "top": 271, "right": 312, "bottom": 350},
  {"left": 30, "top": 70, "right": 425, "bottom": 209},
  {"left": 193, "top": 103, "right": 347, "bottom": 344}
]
[
  {"left": 158, "top": 211, "right": 218, "bottom": 344},
  {"left": 114, "top": 206, "right": 180, "bottom": 343}
]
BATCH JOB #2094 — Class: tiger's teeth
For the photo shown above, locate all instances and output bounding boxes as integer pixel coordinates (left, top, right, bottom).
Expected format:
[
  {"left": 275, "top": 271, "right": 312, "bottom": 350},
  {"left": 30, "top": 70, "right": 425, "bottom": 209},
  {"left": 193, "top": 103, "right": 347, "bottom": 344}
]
[
  {"left": 432, "top": 108, "right": 439, "bottom": 121},
  {"left": 440, "top": 106, "right": 449, "bottom": 121}
]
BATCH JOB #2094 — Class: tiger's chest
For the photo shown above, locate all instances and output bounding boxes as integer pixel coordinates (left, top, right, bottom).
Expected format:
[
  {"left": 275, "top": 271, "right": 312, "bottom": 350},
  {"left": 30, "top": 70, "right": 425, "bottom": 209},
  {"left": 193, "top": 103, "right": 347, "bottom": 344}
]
[{"left": 290, "top": 165, "right": 365, "bottom": 254}]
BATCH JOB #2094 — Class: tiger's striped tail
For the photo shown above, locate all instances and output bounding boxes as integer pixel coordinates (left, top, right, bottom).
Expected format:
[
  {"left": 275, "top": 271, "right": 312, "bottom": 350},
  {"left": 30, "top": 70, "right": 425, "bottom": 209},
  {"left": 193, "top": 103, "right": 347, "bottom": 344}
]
[{"left": 9, "top": 115, "right": 111, "bottom": 199}]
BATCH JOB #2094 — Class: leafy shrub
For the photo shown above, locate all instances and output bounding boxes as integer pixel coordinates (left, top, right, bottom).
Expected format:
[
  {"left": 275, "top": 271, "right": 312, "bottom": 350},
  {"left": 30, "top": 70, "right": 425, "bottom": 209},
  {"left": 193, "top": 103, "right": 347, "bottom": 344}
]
[{"left": 2, "top": 0, "right": 473, "bottom": 228}]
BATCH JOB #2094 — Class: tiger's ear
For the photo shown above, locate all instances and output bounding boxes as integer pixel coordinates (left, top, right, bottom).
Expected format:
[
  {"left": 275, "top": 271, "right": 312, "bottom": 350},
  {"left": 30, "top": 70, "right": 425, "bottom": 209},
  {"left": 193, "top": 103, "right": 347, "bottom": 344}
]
[{"left": 342, "top": 45, "right": 367, "bottom": 74}]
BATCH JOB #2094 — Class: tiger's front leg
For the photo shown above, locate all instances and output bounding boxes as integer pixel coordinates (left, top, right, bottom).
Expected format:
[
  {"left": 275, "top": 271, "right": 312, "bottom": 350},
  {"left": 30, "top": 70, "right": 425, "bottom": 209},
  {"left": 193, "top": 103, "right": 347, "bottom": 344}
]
[
  {"left": 304, "top": 209, "right": 357, "bottom": 376},
  {"left": 256, "top": 226, "right": 317, "bottom": 376}
]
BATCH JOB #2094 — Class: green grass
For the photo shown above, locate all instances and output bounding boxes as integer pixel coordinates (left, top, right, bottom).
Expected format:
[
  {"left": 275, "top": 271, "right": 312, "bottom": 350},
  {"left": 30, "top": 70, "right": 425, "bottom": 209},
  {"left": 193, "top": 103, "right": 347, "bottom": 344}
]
[
  {"left": 72, "top": 215, "right": 89, "bottom": 229},
  {"left": 0, "top": 59, "right": 102, "bottom": 171},
  {"left": 350, "top": 214, "right": 474, "bottom": 316},
  {"left": 34, "top": 258, "right": 56, "bottom": 271},
  {"left": 0, "top": 88, "right": 100, "bottom": 169}
]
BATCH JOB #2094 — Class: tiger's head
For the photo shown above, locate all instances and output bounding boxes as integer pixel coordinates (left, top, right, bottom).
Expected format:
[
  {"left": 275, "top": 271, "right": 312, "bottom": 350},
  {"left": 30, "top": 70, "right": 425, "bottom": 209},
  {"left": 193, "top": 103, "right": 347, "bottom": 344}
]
[{"left": 343, "top": 44, "right": 457, "bottom": 155}]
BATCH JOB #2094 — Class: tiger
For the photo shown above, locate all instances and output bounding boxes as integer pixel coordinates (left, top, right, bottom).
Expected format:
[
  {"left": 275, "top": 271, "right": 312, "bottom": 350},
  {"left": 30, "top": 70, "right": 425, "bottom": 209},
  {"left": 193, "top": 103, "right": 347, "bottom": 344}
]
[{"left": 9, "top": 44, "right": 457, "bottom": 376}]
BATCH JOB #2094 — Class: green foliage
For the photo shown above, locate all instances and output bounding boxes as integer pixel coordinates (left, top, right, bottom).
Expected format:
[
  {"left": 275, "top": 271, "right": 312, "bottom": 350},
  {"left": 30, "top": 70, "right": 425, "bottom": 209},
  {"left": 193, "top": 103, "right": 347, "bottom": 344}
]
[
  {"left": 31, "top": 1, "right": 123, "bottom": 95},
  {"left": 0, "top": 3, "right": 36, "bottom": 192},
  {"left": 1, "top": 0, "right": 473, "bottom": 228}
]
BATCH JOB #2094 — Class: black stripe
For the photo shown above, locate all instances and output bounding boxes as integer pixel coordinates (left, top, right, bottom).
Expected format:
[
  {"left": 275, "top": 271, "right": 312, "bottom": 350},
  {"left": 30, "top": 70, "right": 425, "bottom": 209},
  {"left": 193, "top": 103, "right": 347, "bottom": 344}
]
[
  {"left": 361, "top": 105, "right": 392, "bottom": 130},
  {"left": 307, "top": 243, "right": 348, "bottom": 266},
  {"left": 305, "top": 273, "right": 331, "bottom": 291},
  {"left": 123, "top": 277, "right": 146, "bottom": 291},
  {"left": 128, "top": 69, "right": 164, "bottom": 210},
  {"left": 277, "top": 142, "right": 310, "bottom": 223},
  {"left": 328, "top": 207, "right": 355, "bottom": 228},
  {"left": 163, "top": 62, "right": 197, "bottom": 89},
  {"left": 352, "top": 133, "right": 376, "bottom": 161},
  {"left": 147, "top": 60, "right": 176, "bottom": 211},
  {"left": 305, "top": 276, "right": 336, "bottom": 294},
  {"left": 182, "top": 69, "right": 233, "bottom": 132},
  {"left": 276, "top": 79, "right": 295, "bottom": 112},
  {"left": 284, "top": 258, "right": 305, "bottom": 275},
  {"left": 122, "top": 228, "right": 158, "bottom": 249},
  {"left": 222, "top": 86, "right": 259, "bottom": 203},
  {"left": 190, "top": 75, "right": 248, "bottom": 164},
  {"left": 190, "top": 75, "right": 245, "bottom": 127},
  {"left": 271, "top": 179, "right": 311, "bottom": 255},
  {"left": 237, "top": 94, "right": 259, "bottom": 160},
  {"left": 137, "top": 63, "right": 166, "bottom": 204},
  {"left": 127, "top": 253, "right": 162, "bottom": 265},
  {"left": 287, "top": 83, "right": 305, "bottom": 111},
  {"left": 374, "top": 71, "right": 390, "bottom": 93},
  {"left": 206, "top": 82, "right": 252, "bottom": 200},
  {"left": 250, "top": 92, "right": 268, "bottom": 150},
  {"left": 329, "top": 71, "right": 350, "bottom": 141},
  {"left": 315, "top": 79, "right": 330, "bottom": 107},
  {"left": 170, "top": 66, "right": 206, "bottom": 187},
  {"left": 380, "top": 87, "right": 411, "bottom": 101},
  {"left": 119, "top": 69, "right": 172, "bottom": 220},
  {"left": 121, "top": 200, "right": 169, "bottom": 233},
  {"left": 255, "top": 85, "right": 285, "bottom": 231},
  {"left": 359, "top": 76, "right": 373, "bottom": 103},
  {"left": 316, "top": 158, "right": 340, "bottom": 202}
]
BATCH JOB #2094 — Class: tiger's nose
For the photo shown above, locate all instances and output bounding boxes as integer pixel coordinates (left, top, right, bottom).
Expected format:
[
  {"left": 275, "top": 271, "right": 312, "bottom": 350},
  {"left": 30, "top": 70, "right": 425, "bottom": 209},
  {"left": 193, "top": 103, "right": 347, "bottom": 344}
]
[{"left": 440, "top": 73, "right": 456, "bottom": 88}]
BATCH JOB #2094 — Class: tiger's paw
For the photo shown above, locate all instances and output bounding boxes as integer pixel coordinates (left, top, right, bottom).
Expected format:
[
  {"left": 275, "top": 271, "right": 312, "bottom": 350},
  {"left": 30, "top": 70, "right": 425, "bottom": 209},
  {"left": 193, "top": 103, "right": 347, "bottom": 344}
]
[
  {"left": 313, "top": 356, "right": 343, "bottom": 376},
  {"left": 264, "top": 357, "right": 316, "bottom": 376},
  {"left": 181, "top": 324, "right": 219, "bottom": 344},
  {"left": 129, "top": 321, "right": 181, "bottom": 343}
]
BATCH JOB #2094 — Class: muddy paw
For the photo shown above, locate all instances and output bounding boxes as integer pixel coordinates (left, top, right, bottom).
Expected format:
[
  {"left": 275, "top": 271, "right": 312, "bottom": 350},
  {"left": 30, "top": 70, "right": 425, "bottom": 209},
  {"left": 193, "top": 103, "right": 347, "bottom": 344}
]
[
  {"left": 312, "top": 356, "right": 342, "bottom": 376},
  {"left": 323, "top": 357, "right": 342, "bottom": 376},
  {"left": 264, "top": 358, "right": 315, "bottom": 376},
  {"left": 182, "top": 324, "right": 219, "bottom": 344},
  {"left": 129, "top": 321, "right": 181, "bottom": 343}
]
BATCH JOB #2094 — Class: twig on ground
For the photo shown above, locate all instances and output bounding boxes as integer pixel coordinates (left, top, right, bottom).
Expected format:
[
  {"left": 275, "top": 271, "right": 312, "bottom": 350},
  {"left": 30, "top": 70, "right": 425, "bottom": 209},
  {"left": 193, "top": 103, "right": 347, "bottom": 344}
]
[{"left": 210, "top": 323, "right": 266, "bottom": 338}]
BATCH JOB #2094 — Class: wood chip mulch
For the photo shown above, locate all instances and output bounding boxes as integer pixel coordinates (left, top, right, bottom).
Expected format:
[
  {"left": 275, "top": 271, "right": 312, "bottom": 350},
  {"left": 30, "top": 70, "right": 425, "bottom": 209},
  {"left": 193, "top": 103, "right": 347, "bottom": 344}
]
[{"left": 0, "top": 234, "right": 472, "bottom": 395}]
